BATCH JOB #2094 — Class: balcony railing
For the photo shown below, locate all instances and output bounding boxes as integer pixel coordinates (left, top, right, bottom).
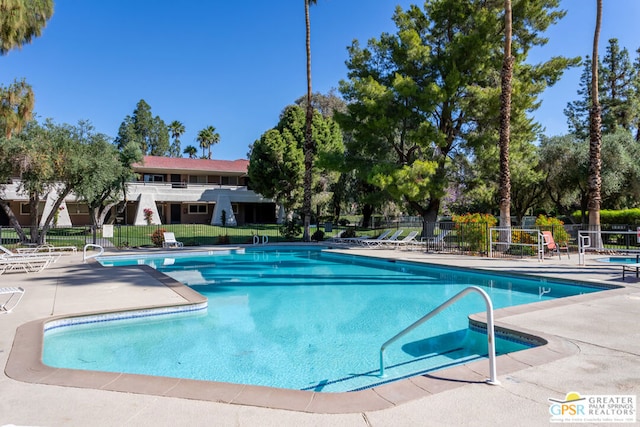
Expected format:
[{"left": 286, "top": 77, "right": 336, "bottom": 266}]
[{"left": 128, "top": 181, "right": 248, "bottom": 191}]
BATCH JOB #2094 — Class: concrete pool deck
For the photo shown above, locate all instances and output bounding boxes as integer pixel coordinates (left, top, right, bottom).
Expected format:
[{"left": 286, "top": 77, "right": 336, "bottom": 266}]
[{"left": 1, "top": 246, "right": 639, "bottom": 426}]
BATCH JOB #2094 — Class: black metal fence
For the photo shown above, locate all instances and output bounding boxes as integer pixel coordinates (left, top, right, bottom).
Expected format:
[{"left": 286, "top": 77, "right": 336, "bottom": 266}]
[{"left": 1, "top": 221, "right": 639, "bottom": 259}]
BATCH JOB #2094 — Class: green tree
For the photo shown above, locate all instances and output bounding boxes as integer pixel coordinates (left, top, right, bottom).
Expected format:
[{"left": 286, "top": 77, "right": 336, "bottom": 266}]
[
  {"left": 565, "top": 58, "right": 599, "bottom": 140},
  {"left": 0, "top": 78, "right": 34, "bottom": 138},
  {"left": 183, "top": 145, "right": 197, "bottom": 158},
  {"left": 0, "top": 120, "right": 111, "bottom": 243},
  {"left": 168, "top": 120, "right": 185, "bottom": 158},
  {"left": 248, "top": 128, "right": 303, "bottom": 218},
  {"left": 115, "top": 99, "right": 170, "bottom": 156},
  {"left": 565, "top": 39, "right": 636, "bottom": 139},
  {"left": 74, "top": 126, "right": 142, "bottom": 227},
  {"left": 249, "top": 104, "right": 343, "bottom": 221},
  {"left": 338, "top": 0, "right": 575, "bottom": 229},
  {"left": 0, "top": 0, "right": 53, "bottom": 55}
]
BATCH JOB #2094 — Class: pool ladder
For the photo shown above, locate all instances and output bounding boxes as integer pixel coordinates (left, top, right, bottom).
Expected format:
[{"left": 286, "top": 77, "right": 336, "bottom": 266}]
[
  {"left": 379, "top": 286, "right": 500, "bottom": 385},
  {"left": 83, "top": 243, "right": 104, "bottom": 263}
]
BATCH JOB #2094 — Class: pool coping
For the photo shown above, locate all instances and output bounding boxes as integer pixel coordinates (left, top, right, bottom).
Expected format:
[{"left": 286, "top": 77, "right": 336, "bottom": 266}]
[{"left": 4, "top": 253, "right": 634, "bottom": 414}]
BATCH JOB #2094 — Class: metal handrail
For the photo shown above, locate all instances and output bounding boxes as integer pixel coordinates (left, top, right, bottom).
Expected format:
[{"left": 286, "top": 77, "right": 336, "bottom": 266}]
[
  {"left": 578, "top": 232, "right": 591, "bottom": 266},
  {"left": 83, "top": 244, "right": 104, "bottom": 263},
  {"left": 379, "top": 286, "right": 500, "bottom": 385}
]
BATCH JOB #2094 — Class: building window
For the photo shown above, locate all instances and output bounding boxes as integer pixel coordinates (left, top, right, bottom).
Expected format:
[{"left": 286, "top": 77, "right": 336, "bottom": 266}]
[
  {"left": 188, "top": 175, "right": 207, "bottom": 184},
  {"left": 231, "top": 203, "right": 239, "bottom": 215},
  {"left": 66, "top": 203, "right": 89, "bottom": 214},
  {"left": 221, "top": 176, "right": 238, "bottom": 185},
  {"left": 188, "top": 204, "right": 208, "bottom": 214},
  {"left": 20, "top": 203, "right": 31, "bottom": 215},
  {"left": 143, "top": 174, "right": 164, "bottom": 182}
]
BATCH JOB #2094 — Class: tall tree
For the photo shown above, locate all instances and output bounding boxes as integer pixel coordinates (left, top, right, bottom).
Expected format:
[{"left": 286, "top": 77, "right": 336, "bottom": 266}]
[
  {"left": 587, "top": 0, "right": 603, "bottom": 240},
  {"left": 498, "top": 0, "right": 513, "bottom": 231},
  {"left": 196, "top": 125, "right": 219, "bottom": 159},
  {"left": 302, "top": 0, "right": 318, "bottom": 241},
  {"left": 338, "top": 0, "right": 576, "bottom": 229},
  {"left": 0, "top": 0, "right": 53, "bottom": 55},
  {"left": 114, "top": 99, "right": 170, "bottom": 156},
  {"left": 0, "top": 78, "right": 34, "bottom": 138},
  {"left": 601, "top": 39, "right": 635, "bottom": 132},
  {"left": 168, "top": 120, "right": 185, "bottom": 157},
  {"left": 248, "top": 128, "right": 304, "bottom": 219},
  {"left": 565, "top": 39, "right": 636, "bottom": 139},
  {"left": 249, "top": 104, "right": 343, "bottom": 222}
]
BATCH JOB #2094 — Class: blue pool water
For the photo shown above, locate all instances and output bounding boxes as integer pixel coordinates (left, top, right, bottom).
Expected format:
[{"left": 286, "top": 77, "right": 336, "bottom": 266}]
[
  {"left": 596, "top": 256, "right": 640, "bottom": 265},
  {"left": 43, "top": 247, "right": 607, "bottom": 392}
]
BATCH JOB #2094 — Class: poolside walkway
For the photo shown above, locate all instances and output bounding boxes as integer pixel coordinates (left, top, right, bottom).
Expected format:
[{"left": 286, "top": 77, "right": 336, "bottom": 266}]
[{"left": 1, "top": 246, "right": 639, "bottom": 426}]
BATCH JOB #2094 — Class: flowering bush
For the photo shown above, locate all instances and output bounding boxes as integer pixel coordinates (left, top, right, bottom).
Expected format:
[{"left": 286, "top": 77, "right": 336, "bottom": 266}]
[
  {"left": 535, "top": 215, "right": 570, "bottom": 244},
  {"left": 151, "top": 228, "right": 167, "bottom": 247},
  {"left": 452, "top": 213, "right": 497, "bottom": 253},
  {"left": 143, "top": 208, "right": 153, "bottom": 225}
]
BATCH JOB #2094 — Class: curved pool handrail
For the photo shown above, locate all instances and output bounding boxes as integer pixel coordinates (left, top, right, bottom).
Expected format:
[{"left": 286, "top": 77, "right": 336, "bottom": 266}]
[
  {"left": 83, "top": 244, "right": 104, "bottom": 263},
  {"left": 379, "top": 286, "right": 499, "bottom": 385}
]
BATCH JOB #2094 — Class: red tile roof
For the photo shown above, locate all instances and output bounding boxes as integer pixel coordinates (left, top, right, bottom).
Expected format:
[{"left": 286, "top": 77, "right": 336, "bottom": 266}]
[{"left": 134, "top": 156, "right": 249, "bottom": 174}]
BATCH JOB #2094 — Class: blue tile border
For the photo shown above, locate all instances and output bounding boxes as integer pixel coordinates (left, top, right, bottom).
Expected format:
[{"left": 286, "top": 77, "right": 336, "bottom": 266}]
[{"left": 44, "top": 302, "right": 208, "bottom": 333}]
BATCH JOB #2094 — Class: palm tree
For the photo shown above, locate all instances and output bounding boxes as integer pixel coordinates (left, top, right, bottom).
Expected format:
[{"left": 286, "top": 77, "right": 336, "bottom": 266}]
[
  {"left": 183, "top": 145, "right": 198, "bottom": 159},
  {"left": 302, "top": 0, "right": 318, "bottom": 242},
  {"left": 0, "top": 79, "right": 35, "bottom": 139},
  {"left": 498, "top": 0, "right": 513, "bottom": 242},
  {"left": 196, "top": 127, "right": 212, "bottom": 158},
  {"left": 0, "top": 0, "right": 53, "bottom": 55},
  {"left": 588, "top": 0, "right": 603, "bottom": 246},
  {"left": 208, "top": 127, "right": 220, "bottom": 159},
  {"left": 168, "top": 120, "right": 185, "bottom": 157},
  {"left": 196, "top": 126, "right": 220, "bottom": 159}
]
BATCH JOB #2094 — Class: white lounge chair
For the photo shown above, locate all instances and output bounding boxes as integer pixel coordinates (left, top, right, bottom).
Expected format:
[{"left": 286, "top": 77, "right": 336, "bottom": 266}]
[
  {"left": 0, "top": 253, "right": 55, "bottom": 273},
  {"left": 0, "top": 244, "right": 60, "bottom": 263},
  {"left": 0, "top": 287, "right": 25, "bottom": 314},
  {"left": 342, "top": 229, "right": 392, "bottom": 246},
  {"left": 362, "top": 229, "right": 404, "bottom": 247},
  {"left": 17, "top": 243, "right": 77, "bottom": 255},
  {"left": 163, "top": 232, "right": 184, "bottom": 248},
  {"left": 385, "top": 230, "right": 420, "bottom": 248}
]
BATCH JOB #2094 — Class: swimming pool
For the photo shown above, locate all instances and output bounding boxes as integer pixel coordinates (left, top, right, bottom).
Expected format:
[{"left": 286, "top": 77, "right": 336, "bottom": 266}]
[{"left": 43, "top": 247, "right": 607, "bottom": 392}]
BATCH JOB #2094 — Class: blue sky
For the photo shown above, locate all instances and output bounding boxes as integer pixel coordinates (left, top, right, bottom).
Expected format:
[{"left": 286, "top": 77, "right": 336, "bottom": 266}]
[{"left": 1, "top": 0, "right": 639, "bottom": 160}]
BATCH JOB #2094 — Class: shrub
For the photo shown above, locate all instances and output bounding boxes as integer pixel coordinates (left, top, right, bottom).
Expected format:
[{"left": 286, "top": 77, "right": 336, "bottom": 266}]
[
  {"left": 452, "top": 213, "right": 497, "bottom": 253},
  {"left": 279, "top": 220, "right": 302, "bottom": 240},
  {"left": 338, "top": 218, "right": 350, "bottom": 226},
  {"left": 341, "top": 228, "right": 356, "bottom": 238},
  {"left": 151, "top": 228, "right": 167, "bottom": 247},
  {"left": 217, "top": 235, "right": 230, "bottom": 245},
  {"left": 311, "top": 229, "right": 325, "bottom": 241},
  {"left": 535, "top": 215, "right": 570, "bottom": 244}
]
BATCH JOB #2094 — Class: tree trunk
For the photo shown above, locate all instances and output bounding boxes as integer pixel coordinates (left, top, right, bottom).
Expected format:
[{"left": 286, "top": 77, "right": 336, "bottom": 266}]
[
  {"left": 362, "top": 204, "right": 374, "bottom": 229},
  {"left": 499, "top": 0, "right": 513, "bottom": 231},
  {"left": 302, "top": 0, "right": 314, "bottom": 242},
  {"left": 588, "top": 0, "right": 603, "bottom": 248},
  {"left": 498, "top": 0, "right": 513, "bottom": 251},
  {"left": 0, "top": 200, "right": 27, "bottom": 242}
]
